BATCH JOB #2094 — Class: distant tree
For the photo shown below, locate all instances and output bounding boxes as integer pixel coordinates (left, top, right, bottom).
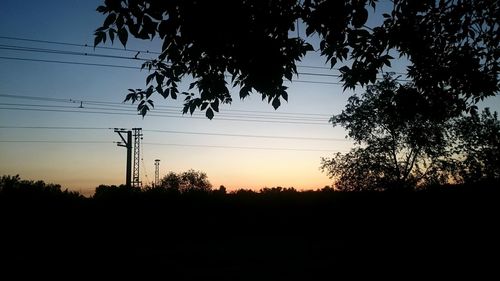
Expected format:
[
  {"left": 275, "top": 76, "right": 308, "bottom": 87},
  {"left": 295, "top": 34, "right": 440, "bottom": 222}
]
[
  {"left": 157, "top": 169, "right": 212, "bottom": 193},
  {"left": 94, "top": 0, "right": 499, "bottom": 119},
  {"left": 180, "top": 169, "right": 212, "bottom": 192},
  {"left": 158, "top": 171, "right": 182, "bottom": 192},
  {"left": 0, "top": 175, "right": 83, "bottom": 199},
  {"left": 214, "top": 185, "right": 227, "bottom": 195}
]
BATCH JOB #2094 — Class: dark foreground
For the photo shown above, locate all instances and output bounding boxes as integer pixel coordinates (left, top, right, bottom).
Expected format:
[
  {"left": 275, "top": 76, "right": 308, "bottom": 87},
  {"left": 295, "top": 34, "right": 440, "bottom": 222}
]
[{"left": 1, "top": 184, "right": 499, "bottom": 280}]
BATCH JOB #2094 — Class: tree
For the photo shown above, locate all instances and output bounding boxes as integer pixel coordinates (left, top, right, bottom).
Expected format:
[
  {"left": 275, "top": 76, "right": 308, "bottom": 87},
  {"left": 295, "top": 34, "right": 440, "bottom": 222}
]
[
  {"left": 179, "top": 169, "right": 212, "bottom": 192},
  {"left": 321, "top": 75, "right": 500, "bottom": 191},
  {"left": 158, "top": 171, "right": 182, "bottom": 191},
  {"left": 94, "top": 0, "right": 499, "bottom": 119},
  {"left": 321, "top": 75, "right": 456, "bottom": 191},
  {"left": 157, "top": 169, "right": 212, "bottom": 193},
  {"left": 0, "top": 175, "right": 83, "bottom": 199},
  {"left": 453, "top": 108, "right": 500, "bottom": 183}
]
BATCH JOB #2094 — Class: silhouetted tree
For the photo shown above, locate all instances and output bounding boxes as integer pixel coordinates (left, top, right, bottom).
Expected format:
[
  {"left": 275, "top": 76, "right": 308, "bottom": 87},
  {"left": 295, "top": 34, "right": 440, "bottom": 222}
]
[
  {"left": 215, "top": 185, "right": 227, "bottom": 195},
  {"left": 180, "top": 169, "right": 212, "bottom": 192},
  {"left": 94, "top": 0, "right": 499, "bottom": 119},
  {"left": 321, "top": 75, "right": 456, "bottom": 191},
  {"left": 156, "top": 169, "right": 212, "bottom": 193},
  {"left": 321, "top": 76, "right": 500, "bottom": 190},
  {"left": 158, "top": 171, "right": 182, "bottom": 192},
  {"left": 93, "top": 184, "right": 140, "bottom": 199},
  {"left": 453, "top": 108, "right": 500, "bottom": 183},
  {"left": 0, "top": 174, "right": 83, "bottom": 200}
]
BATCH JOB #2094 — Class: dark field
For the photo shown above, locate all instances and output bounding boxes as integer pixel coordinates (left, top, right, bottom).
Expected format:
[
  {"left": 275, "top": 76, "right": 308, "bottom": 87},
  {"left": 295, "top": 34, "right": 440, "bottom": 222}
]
[{"left": 1, "top": 184, "right": 498, "bottom": 280}]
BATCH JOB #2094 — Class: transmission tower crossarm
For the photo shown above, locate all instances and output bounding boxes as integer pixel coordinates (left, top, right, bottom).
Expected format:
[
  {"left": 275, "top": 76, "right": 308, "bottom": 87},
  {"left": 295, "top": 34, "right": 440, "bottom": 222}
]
[{"left": 114, "top": 128, "right": 133, "bottom": 187}]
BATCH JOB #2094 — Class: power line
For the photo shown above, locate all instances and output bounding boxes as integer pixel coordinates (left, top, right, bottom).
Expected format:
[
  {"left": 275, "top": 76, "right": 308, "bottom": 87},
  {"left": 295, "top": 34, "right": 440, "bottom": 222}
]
[
  {"left": 0, "top": 140, "right": 111, "bottom": 144},
  {"left": 0, "top": 140, "right": 342, "bottom": 152},
  {"left": 0, "top": 43, "right": 361, "bottom": 79},
  {"left": 0, "top": 55, "right": 339, "bottom": 78},
  {"left": 0, "top": 36, "right": 406, "bottom": 79},
  {"left": 0, "top": 126, "right": 345, "bottom": 142},
  {"left": 144, "top": 129, "right": 345, "bottom": 141},
  {"left": 0, "top": 93, "right": 71, "bottom": 103},
  {"left": 0, "top": 56, "right": 141, "bottom": 70},
  {"left": 0, "top": 35, "right": 161, "bottom": 54},
  {"left": 0, "top": 56, "right": 343, "bottom": 85},
  {"left": 0, "top": 93, "right": 334, "bottom": 117},
  {"left": 0, "top": 35, "right": 408, "bottom": 75},
  {"left": 0, "top": 103, "right": 329, "bottom": 122},
  {"left": 0, "top": 107, "right": 331, "bottom": 125},
  {"left": 0, "top": 44, "right": 150, "bottom": 61},
  {"left": 143, "top": 142, "right": 341, "bottom": 152},
  {"left": 0, "top": 52, "right": 408, "bottom": 82},
  {"left": 0, "top": 126, "right": 109, "bottom": 130},
  {"left": 291, "top": 80, "right": 342, "bottom": 85}
]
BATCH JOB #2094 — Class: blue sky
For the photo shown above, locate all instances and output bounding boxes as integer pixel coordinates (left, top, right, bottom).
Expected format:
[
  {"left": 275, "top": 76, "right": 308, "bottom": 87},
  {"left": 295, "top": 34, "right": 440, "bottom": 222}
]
[{"left": 1, "top": 0, "right": 499, "bottom": 196}]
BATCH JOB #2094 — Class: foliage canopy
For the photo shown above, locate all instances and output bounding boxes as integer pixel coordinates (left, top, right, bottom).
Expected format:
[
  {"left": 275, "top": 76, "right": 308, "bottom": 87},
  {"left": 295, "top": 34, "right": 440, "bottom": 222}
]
[
  {"left": 95, "top": 0, "right": 499, "bottom": 119},
  {"left": 154, "top": 169, "right": 212, "bottom": 193},
  {"left": 321, "top": 75, "right": 500, "bottom": 191}
]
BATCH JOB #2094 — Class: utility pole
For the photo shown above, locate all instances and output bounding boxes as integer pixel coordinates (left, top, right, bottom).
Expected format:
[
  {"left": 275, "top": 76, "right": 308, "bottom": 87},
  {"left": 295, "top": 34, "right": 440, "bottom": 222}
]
[
  {"left": 132, "top": 128, "right": 143, "bottom": 188},
  {"left": 114, "top": 128, "right": 132, "bottom": 187},
  {"left": 154, "top": 159, "right": 160, "bottom": 187}
]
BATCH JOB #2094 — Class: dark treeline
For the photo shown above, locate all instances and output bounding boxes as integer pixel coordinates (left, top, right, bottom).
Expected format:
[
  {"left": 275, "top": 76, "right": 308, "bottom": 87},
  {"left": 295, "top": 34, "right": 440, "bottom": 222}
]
[{"left": 0, "top": 175, "right": 498, "bottom": 279}]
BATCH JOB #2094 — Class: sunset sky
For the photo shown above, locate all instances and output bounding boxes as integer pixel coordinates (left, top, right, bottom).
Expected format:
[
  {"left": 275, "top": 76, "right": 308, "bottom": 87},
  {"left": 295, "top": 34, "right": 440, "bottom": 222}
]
[{"left": 1, "top": 0, "right": 499, "bottom": 196}]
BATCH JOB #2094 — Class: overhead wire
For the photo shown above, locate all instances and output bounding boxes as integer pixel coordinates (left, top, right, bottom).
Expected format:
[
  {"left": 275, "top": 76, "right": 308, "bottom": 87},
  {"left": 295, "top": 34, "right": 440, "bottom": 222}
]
[
  {"left": 0, "top": 55, "right": 408, "bottom": 85},
  {"left": 0, "top": 107, "right": 331, "bottom": 125},
  {"left": 0, "top": 140, "right": 111, "bottom": 144},
  {"left": 143, "top": 129, "right": 345, "bottom": 141},
  {"left": 0, "top": 56, "right": 142, "bottom": 70},
  {"left": 0, "top": 140, "right": 343, "bottom": 152},
  {"left": 0, "top": 103, "right": 329, "bottom": 122},
  {"left": 0, "top": 35, "right": 161, "bottom": 54},
  {"left": 0, "top": 46, "right": 409, "bottom": 81},
  {"left": 143, "top": 142, "right": 342, "bottom": 152},
  {"left": 0, "top": 44, "right": 151, "bottom": 61},
  {"left": 0, "top": 93, "right": 334, "bottom": 117},
  {"left": 0, "top": 35, "right": 408, "bottom": 75},
  {"left": 0, "top": 126, "right": 348, "bottom": 142}
]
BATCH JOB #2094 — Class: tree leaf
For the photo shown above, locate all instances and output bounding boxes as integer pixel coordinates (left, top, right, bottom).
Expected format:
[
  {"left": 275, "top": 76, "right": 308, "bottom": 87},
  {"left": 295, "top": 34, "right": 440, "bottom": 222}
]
[
  {"left": 108, "top": 29, "right": 115, "bottom": 43},
  {"left": 189, "top": 81, "right": 198, "bottom": 90},
  {"left": 145, "top": 86, "right": 154, "bottom": 99},
  {"left": 156, "top": 85, "right": 164, "bottom": 95},
  {"left": 272, "top": 97, "right": 281, "bottom": 110},
  {"left": 189, "top": 103, "right": 196, "bottom": 115},
  {"left": 93, "top": 31, "right": 106, "bottom": 47},
  {"left": 155, "top": 72, "right": 164, "bottom": 85},
  {"left": 211, "top": 99, "right": 219, "bottom": 112},
  {"left": 282, "top": 91, "right": 288, "bottom": 102},
  {"left": 96, "top": 5, "right": 107, "bottom": 13},
  {"left": 352, "top": 8, "right": 368, "bottom": 28},
  {"left": 206, "top": 107, "right": 214, "bottom": 120},
  {"left": 118, "top": 27, "right": 128, "bottom": 48},
  {"left": 201, "top": 102, "right": 209, "bottom": 111},
  {"left": 146, "top": 72, "right": 155, "bottom": 85},
  {"left": 103, "top": 13, "right": 116, "bottom": 28},
  {"left": 239, "top": 86, "right": 251, "bottom": 99},
  {"left": 140, "top": 104, "right": 149, "bottom": 117}
]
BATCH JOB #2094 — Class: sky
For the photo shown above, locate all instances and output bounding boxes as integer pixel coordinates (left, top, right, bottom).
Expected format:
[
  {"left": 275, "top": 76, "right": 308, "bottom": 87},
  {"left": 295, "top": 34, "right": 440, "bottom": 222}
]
[{"left": 1, "top": 0, "right": 499, "bottom": 196}]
